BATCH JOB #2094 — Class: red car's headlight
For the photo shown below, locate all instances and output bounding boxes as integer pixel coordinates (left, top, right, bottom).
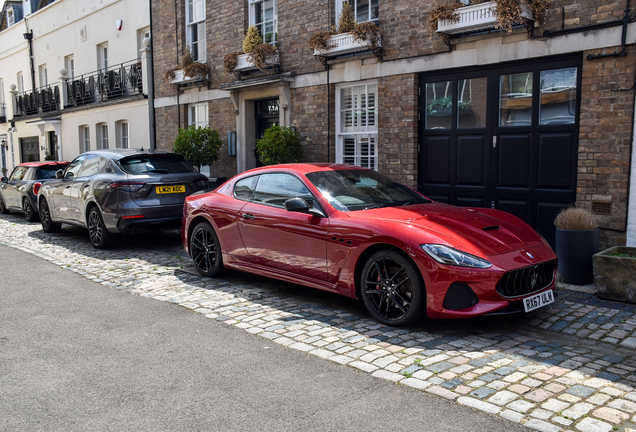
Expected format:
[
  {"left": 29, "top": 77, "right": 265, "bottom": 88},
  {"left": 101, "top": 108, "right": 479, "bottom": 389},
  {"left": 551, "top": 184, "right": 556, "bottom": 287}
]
[{"left": 421, "top": 244, "right": 493, "bottom": 269}]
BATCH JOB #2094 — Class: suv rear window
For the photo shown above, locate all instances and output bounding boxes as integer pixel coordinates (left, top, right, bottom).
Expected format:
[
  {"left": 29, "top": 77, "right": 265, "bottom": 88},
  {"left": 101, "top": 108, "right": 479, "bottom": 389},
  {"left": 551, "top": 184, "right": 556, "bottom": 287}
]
[{"left": 119, "top": 154, "right": 196, "bottom": 175}]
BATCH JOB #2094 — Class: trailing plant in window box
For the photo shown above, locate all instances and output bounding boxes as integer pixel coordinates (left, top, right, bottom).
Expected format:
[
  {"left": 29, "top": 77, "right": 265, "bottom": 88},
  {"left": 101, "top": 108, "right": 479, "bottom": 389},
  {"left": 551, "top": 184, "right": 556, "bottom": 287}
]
[
  {"left": 164, "top": 47, "right": 208, "bottom": 84},
  {"left": 223, "top": 52, "right": 241, "bottom": 73},
  {"left": 256, "top": 125, "right": 302, "bottom": 166},
  {"left": 248, "top": 42, "right": 279, "bottom": 73},
  {"left": 223, "top": 26, "right": 279, "bottom": 74}
]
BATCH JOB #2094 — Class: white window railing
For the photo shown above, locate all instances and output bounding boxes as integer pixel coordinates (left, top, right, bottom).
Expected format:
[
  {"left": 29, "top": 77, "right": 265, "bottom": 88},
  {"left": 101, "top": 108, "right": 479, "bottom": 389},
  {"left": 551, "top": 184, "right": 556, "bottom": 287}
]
[{"left": 437, "top": 1, "right": 531, "bottom": 34}]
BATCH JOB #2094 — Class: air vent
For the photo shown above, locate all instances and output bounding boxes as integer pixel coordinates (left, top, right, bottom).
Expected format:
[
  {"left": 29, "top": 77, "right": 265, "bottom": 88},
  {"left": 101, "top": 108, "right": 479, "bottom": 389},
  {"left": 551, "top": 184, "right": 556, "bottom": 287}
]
[
  {"left": 482, "top": 225, "right": 499, "bottom": 231},
  {"left": 591, "top": 201, "right": 612, "bottom": 216}
]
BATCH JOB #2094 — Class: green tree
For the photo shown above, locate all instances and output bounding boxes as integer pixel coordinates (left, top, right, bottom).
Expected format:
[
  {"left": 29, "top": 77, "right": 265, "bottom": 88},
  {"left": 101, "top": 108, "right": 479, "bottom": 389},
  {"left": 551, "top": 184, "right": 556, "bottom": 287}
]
[
  {"left": 256, "top": 125, "right": 302, "bottom": 165},
  {"left": 173, "top": 125, "right": 223, "bottom": 173},
  {"left": 337, "top": 2, "right": 357, "bottom": 34},
  {"left": 243, "top": 26, "right": 263, "bottom": 54}
]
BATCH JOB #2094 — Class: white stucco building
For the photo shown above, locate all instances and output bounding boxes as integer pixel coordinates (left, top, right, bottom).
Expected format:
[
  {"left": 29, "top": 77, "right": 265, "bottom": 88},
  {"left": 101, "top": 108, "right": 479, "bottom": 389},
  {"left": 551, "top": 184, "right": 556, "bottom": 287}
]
[{"left": 0, "top": 0, "right": 152, "bottom": 175}]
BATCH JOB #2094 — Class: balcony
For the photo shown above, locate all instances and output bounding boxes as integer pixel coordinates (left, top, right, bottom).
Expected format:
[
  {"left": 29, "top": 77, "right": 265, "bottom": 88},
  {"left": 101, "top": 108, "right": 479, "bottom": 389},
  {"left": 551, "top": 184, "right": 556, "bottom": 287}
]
[
  {"left": 65, "top": 59, "right": 143, "bottom": 108},
  {"left": 233, "top": 53, "right": 280, "bottom": 72},
  {"left": 169, "top": 68, "right": 208, "bottom": 85},
  {"left": 313, "top": 32, "right": 380, "bottom": 57},
  {"left": 13, "top": 85, "right": 60, "bottom": 117},
  {"left": 437, "top": 1, "right": 531, "bottom": 34}
]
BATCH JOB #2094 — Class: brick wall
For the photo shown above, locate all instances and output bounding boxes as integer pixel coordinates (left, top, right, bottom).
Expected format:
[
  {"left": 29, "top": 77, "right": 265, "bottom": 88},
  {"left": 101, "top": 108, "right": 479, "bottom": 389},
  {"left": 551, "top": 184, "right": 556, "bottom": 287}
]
[
  {"left": 542, "top": 0, "right": 627, "bottom": 33},
  {"left": 377, "top": 74, "right": 418, "bottom": 188},
  {"left": 291, "top": 84, "right": 332, "bottom": 163},
  {"left": 208, "top": 98, "right": 238, "bottom": 180},
  {"left": 579, "top": 44, "right": 635, "bottom": 249},
  {"left": 155, "top": 105, "right": 181, "bottom": 151}
]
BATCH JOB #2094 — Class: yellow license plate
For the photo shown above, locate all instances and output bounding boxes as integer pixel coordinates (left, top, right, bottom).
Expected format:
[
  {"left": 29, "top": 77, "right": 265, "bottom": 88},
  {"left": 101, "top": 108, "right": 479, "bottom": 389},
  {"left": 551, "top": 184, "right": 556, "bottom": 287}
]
[{"left": 156, "top": 185, "right": 186, "bottom": 194}]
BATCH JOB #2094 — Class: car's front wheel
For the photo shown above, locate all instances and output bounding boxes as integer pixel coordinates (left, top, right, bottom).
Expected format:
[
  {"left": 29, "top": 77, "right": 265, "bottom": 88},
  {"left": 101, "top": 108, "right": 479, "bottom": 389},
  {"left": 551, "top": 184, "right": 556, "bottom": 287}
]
[
  {"left": 88, "top": 207, "right": 112, "bottom": 249},
  {"left": 0, "top": 195, "right": 9, "bottom": 214},
  {"left": 23, "top": 198, "right": 38, "bottom": 222},
  {"left": 190, "top": 221, "right": 224, "bottom": 277},
  {"left": 39, "top": 199, "right": 61, "bottom": 233},
  {"left": 360, "top": 250, "right": 427, "bottom": 326}
]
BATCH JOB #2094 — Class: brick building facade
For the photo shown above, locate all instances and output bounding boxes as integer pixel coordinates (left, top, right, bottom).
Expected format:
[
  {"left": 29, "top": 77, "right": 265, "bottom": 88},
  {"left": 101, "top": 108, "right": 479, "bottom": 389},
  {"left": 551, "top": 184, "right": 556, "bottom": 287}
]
[{"left": 150, "top": 0, "right": 636, "bottom": 250}]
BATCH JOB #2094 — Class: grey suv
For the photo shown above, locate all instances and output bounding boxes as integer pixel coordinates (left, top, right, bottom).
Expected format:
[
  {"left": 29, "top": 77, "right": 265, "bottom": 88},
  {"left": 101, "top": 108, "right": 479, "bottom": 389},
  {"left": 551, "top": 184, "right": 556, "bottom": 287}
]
[{"left": 38, "top": 148, "right": 209, "bottom": 249}]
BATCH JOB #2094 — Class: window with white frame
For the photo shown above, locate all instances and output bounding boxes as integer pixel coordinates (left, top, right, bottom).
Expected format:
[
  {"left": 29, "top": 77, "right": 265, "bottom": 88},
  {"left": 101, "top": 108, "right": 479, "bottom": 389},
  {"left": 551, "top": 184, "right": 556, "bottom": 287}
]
[
  {"left": 80, "top": 126, "right": 90, "bottom": 153},
  {"left": 98, "top": 124, "right": 109, "bottom": 149},
  {"left": 249, "top": 0, "right": 278, "bottom": 45},
  {"left": 7, "top": 9, "right": 15, "bottom": 26},
  {"left": 120, "top": 122, "right": 129, "bottom": 149},
  {"left": 98, "top": 43, "right": 108, "bottom": 71},
  {"left": 64, "top": 55, "right": 75, "bottom": 80},
  {"left": 189, "top": 104, "right": 209, "bottom": 128},
  {"left": 336, "top": 82, "right": 378, "bottom": 170},
  {"left": 186, "top": 0, "right": 206, "bottom": 62},
  {"left": 38, "top": 64, "right": 47, "bottom": 87},
  {"left": 17, "top": 72, "right": 24, "bottom": 93},
  {"left": 336, "top": 0, "right": 379, "bottom": 26}
]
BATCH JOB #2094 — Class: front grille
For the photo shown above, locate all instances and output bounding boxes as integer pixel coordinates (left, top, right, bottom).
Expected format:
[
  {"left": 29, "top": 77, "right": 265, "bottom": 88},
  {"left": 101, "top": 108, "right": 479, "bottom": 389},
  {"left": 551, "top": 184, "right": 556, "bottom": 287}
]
[{"left": 496, "top": 259, "right": 557, "bottom": 298}]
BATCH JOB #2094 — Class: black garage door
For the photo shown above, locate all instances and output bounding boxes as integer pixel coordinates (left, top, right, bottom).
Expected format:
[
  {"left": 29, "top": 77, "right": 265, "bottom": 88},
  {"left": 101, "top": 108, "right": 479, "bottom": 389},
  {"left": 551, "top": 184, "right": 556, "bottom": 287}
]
[{"left": 418, "top": 55, "right": 582, "bottom": 248}]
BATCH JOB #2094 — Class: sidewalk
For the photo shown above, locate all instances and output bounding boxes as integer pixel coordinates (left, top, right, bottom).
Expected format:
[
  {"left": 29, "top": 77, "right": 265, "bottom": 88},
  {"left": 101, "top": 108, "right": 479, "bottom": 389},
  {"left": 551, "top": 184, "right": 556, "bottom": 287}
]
[{"left": 1, "top": 215, "right": 635, "bottom": 432}]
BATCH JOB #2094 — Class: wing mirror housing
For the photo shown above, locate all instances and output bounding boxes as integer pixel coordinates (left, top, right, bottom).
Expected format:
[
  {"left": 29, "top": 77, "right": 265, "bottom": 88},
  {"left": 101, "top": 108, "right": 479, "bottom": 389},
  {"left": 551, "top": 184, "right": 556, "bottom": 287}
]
[
  {"left": 55, "top": 169, "right": 64, "bottom": 179},
  {"left": 284, "top": 197, "right": 325, "bottom": 218},
  {"left": 1, "top": 177, "right": 7, "bottom": 183}
]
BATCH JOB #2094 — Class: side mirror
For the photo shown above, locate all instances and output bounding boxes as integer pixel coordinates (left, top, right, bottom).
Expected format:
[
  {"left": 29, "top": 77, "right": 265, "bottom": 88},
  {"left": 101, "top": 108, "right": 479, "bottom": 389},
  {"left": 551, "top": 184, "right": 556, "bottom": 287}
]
[
  {"left": 284, "top": 197, "right": 310, "bottom": 213},
  {"left": 55, "top": 169, "right": 64, "bottom": 179},
  {"left": 1, "top": 177, "right": 7, "bottom": 183}
]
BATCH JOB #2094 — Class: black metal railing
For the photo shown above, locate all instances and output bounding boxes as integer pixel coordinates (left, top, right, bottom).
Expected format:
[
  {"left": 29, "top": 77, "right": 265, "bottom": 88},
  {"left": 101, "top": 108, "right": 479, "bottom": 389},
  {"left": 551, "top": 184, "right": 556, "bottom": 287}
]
[
  {"left": 65, "top": 59, "right": 143, "bottom": 108},
  {"left": 13, "top": 84, "right": 60, "bottom": 117}
]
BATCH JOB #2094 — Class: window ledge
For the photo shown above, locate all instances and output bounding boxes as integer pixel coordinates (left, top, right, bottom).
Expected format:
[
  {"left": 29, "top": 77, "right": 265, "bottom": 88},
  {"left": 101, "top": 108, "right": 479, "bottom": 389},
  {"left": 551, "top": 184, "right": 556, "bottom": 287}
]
[
  {"left": 233, "top": 53, "right": 280, "bottom": 72},
  {"left": 169, "top": 69, "right": 208, "bottom": 85},
  {"left": 314, "top": 32, "right": 380, "bottom": 57},
  {"left": 437, "top": 1, "right": 531, "bottom": 34}
]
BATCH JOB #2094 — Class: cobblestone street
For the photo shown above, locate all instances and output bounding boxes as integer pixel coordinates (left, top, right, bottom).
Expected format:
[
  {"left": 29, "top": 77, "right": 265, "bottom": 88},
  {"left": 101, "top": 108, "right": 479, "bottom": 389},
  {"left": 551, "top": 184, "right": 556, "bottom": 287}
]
[{"left": 2, "top": 213, "right": 636, "bottom": 432}]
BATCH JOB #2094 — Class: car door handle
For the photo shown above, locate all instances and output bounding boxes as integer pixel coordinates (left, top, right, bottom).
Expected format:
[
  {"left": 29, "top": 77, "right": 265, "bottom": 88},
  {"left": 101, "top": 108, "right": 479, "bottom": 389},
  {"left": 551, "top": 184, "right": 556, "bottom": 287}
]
[
  {"left": 242, "top": 213, "right": 255, "bottom": 220},
  {"left": 65, "top": 185, "right": 71, "bottom": 189}
]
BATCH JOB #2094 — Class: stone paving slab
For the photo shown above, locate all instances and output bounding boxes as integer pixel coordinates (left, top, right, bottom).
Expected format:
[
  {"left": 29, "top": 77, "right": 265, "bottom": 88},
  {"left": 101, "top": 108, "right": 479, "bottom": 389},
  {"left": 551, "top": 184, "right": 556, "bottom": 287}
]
[{"left": 2, "top": 214, "right": 636, "bottom": 432}]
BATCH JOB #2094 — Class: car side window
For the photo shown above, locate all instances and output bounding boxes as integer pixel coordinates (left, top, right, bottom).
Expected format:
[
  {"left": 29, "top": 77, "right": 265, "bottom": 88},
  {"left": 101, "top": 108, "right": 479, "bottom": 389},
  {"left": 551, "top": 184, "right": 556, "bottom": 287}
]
[
  {"left": 78, "top": 155, "right": 103, "bottom": 178},
  {"left": 9, "top": 167, "right": 28, "bottom": 181},
  {"left": 234, "top": 176, "right": 259, "bottom": 201},
  {"left": 253, "top": 173, "right": 315, "bottom": 208},
  {"left": 64, "top": 156, "right": 87, "bottom": 179}
]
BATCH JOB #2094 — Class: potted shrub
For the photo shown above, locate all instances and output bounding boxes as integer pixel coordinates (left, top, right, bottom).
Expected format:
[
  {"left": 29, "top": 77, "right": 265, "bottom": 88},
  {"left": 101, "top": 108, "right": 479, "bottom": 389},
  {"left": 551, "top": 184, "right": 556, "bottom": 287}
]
[
  {"left": 173, "top": 125, "right": 223, "bottom": 173},
  {"left": 593, "top": 247, "right": 636, "bottom": 304},
  {"left": 165, "top": 47, "right": 209, "bottom": 85},
  {"left": 256, "top": 125, "right": 302, "bottom": 165},
  {"left": 224, "top": 26, "right": 279, "bottom": 74},
  {"left": 554, "top": 207, "right": 599, "bottom": 285}
]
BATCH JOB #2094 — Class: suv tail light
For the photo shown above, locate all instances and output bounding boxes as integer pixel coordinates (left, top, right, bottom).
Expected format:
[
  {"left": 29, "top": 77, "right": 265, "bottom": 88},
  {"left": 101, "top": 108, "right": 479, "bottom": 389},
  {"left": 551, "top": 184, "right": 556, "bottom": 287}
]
[
  {"left": 32, "top": 182, "right": 42, "bottom": 195},
  {"left": 109, "top": 181, "right": 145, "bottom": 192}
]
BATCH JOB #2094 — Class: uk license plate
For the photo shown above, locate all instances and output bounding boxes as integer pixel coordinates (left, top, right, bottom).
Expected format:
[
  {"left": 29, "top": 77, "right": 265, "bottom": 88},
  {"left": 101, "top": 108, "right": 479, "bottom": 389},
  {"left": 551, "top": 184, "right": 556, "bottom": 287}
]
[
  {"left": 156, "top": 185, "right": 185, "bottom": 194},
  {"left": 523, "top": 289, "right": 554, "bottom": 313}
]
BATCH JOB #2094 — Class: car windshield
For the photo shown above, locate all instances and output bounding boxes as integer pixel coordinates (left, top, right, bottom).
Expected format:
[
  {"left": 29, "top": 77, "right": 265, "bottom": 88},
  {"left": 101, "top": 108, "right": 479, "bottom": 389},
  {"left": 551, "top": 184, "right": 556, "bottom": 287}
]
[
  {"left": 119, "top": 154, "right": 196, "bottom": 175},
  {"left": 305, "top": 169, "right": 431, "bottom": 211},
  {"left": 36, "top": 166, "right": 65, "bottom": 179}
]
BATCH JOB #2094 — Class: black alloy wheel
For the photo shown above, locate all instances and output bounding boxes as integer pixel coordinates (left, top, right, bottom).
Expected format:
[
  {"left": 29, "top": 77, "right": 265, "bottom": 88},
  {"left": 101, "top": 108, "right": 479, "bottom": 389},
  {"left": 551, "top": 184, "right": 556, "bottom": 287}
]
[
  {"left": 88, "top": 207, "right": 112, "bottom": 249},
  {"left": 360, "top": 250, "right": 426, "bottom": 326},
  {"left": 23, "top": 198, "right": 38, "bottom": 222},
  {"left": 39, "top": 199, "right": 61, "bottom": 233},
  {"left": 190, "top": 221, "right": 224, "bottom": 277},
  {"left": 0, "top": 196, "right": 9, "bottom": 214}
]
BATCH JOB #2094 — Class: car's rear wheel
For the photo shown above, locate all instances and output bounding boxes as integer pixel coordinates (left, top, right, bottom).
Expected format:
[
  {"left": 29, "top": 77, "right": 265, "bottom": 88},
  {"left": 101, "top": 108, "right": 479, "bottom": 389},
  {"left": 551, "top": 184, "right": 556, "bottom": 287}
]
[
  {"left": 190, "top": 221, "right": 224, "bottom": 277},
  {"left": 360, "top": 250, "right": 426, "bottom": 326},
  {"left": 23, "top": 198, "right": 38, "bottom": 222},
  {"left": 39, "top": 199, "right": 61, "bottom": 233},
  {"left": 0, "top": 196, "right": 9, "bottom": 214},
  {"left": 88, "top": 207, "right": 112, "bottom": 249}
]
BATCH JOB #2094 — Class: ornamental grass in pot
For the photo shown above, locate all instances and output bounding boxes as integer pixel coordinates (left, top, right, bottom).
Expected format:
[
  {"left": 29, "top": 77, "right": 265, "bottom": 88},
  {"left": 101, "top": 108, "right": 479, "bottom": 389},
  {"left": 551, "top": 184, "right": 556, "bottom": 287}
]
[{"left": 554, "top": 207, "right": 599, "bottom": 285}]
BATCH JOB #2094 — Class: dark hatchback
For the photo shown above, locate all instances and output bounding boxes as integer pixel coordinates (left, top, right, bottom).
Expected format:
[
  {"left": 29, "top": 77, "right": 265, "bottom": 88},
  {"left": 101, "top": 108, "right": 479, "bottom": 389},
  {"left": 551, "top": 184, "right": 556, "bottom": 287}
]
[
  {"left": 37, "top": 149, "right": 209, "bottom": 249},
  {"left": 0, "top": 161, "right": 70, "bottom": 221}
]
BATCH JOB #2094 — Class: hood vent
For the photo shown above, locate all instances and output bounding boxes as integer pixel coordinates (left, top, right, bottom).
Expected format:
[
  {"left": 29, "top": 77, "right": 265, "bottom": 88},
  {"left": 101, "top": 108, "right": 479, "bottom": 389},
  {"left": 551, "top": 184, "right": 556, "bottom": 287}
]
[{"left": 482, "top": 225, "right": 500, "bottom": 231}]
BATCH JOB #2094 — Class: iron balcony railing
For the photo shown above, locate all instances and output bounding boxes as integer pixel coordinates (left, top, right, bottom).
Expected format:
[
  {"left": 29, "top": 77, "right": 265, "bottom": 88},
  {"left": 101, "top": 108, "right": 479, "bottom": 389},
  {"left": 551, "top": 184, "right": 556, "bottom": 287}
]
[
  {"left": 13, "top": 84, "right": 60, "bottom": 117},
  {"left": 65, "top": 59, "right": 143, "bottom": 108}
]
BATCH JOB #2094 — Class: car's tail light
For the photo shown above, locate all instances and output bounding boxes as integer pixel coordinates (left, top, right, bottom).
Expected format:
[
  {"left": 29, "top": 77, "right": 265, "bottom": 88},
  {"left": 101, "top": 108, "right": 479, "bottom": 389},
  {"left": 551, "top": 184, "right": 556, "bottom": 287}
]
[
  {"left": 194, "top": 178, "right": 209, "bottom": 188},
  {"left": 120, "top": 215, "right": 145, "bottom": 220},
  {"left": 109, "top": 181, "right": 145, "bottom": 192},
  {"left": 32, "top": 182, "right": 42, "bottom": 195}
]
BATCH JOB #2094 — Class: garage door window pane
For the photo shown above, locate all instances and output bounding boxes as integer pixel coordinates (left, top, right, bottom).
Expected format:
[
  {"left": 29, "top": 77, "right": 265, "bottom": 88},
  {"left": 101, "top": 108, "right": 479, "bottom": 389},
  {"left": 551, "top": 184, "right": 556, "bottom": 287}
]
[
  {"left": 426, "top": 81, "right": 452, "bottom": 129},
  {"left": 540, "top": 67, "right": 577, "bottom": 125},
  {"left": 499, "top": 72, "right": 532, "bottom": 127},
  {"left": 458, "top": 78, "right": 487, "bottom": 128}
]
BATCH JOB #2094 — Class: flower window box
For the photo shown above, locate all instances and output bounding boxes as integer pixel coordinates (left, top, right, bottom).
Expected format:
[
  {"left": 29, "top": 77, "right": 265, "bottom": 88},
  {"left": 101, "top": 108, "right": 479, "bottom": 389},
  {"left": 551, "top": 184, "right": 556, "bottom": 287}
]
[
  {"left": 313, "top": 32, "right": 381, "bottom": 57},
  {"left": 437, "top": 1, "right": 531, "bottom": 34}
]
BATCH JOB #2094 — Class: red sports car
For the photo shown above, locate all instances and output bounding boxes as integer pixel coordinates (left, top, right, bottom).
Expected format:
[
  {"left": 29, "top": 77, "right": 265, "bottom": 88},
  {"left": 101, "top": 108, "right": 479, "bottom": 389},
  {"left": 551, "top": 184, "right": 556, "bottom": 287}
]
[{"left": 182, "top": 164, "right": 557, "bottom": 326}]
